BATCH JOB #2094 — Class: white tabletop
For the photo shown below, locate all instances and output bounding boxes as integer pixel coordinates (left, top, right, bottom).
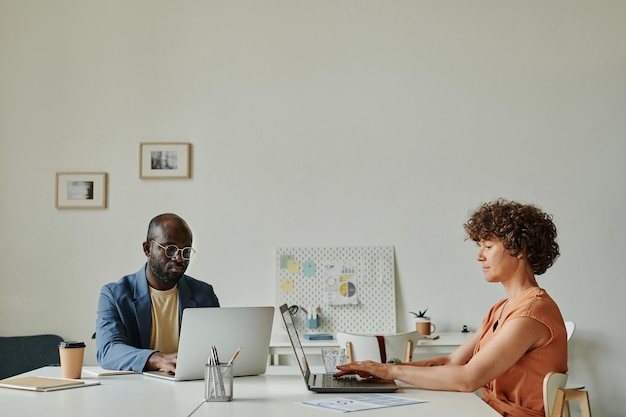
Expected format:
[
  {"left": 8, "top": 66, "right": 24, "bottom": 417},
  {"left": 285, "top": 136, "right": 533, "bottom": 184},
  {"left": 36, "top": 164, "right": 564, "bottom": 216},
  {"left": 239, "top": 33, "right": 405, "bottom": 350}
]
[
  {"left": 0, "top": 365, "right": 499, "bottom": 417},
  {"left": 1, "top": 366, "right": 203, "bottom": 417},
  {"left": 194, "top": 366, "right": 499, "bottom": 417}
]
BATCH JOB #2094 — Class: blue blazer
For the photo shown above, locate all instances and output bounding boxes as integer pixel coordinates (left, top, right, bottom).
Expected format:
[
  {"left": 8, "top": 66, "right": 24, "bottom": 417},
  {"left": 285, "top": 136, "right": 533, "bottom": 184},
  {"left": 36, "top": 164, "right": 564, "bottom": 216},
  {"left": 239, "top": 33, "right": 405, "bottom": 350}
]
[{"left": 95, "top": 265, "right": 220, "bottom": 372}]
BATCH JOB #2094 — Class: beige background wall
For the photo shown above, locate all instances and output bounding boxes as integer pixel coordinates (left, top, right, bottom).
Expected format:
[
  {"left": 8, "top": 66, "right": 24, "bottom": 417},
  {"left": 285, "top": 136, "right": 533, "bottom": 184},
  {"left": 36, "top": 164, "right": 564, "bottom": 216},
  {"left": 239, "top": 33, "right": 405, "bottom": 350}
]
[{"left": 1, "top": 1, "right": 624, "bottom": 415}]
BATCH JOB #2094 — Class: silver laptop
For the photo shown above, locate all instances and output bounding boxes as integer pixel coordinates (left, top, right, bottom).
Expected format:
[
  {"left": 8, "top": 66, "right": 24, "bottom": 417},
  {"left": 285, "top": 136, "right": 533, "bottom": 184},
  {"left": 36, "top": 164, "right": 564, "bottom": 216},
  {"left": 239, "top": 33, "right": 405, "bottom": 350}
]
[
  {"left": 144, "top": 306, "right": 274, "bottom": 381},
  {"left": 279, "top": 304, "right": 398, "bottom": 393}
]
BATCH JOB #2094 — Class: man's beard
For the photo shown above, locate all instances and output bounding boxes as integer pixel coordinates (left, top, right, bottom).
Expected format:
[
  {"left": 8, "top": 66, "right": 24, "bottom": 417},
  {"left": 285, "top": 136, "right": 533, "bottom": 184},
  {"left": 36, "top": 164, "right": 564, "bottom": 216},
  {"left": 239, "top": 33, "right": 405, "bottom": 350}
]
[{"left": 150, "top": 261, "right": 185, "bottom": 284}]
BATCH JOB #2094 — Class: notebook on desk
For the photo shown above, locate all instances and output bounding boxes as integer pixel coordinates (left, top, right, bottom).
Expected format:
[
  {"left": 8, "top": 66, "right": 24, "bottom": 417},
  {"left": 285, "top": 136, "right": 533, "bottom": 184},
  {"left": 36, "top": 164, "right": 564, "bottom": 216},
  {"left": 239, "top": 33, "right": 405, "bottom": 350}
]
[
  {"left": 0, "top": 376, "right": 100, "bottom": 392},
  {"left": 144, "top": 306, "right": 274, "bottom": 381},
  {"left": 279, "top": 304, "right": 398, "bottom": 393}
]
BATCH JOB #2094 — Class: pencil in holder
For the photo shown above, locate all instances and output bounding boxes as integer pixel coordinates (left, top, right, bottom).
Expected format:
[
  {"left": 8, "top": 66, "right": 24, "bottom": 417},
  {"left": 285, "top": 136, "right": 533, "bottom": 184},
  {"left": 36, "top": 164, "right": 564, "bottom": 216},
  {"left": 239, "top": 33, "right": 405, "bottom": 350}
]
[{"left": 204, "top": 363, "right": 233, "bottom": 402}]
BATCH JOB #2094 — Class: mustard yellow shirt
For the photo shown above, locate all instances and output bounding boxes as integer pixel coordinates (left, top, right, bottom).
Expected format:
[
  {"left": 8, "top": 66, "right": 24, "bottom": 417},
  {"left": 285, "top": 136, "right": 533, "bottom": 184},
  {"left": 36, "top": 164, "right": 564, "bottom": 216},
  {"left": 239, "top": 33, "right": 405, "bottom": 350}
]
[{"left": 149, "top": 285, "right": 180, "bottom": 353}]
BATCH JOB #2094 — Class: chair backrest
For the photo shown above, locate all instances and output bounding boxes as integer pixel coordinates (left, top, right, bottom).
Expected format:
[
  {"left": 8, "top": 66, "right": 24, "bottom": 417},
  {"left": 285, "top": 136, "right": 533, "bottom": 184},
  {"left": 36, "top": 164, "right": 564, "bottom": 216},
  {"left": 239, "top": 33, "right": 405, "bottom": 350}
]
[
  {"left": 543, "top": 372, "right": 568, "bottom": 417},
  {"left": 564, "top": 321, "right": 575, "bottom": 342},
  {"left": 336, "top": 331, "right": 420, "bottom": 363},
  {"left": 0, "top": 334, "right": 64, "bottom": 379}
]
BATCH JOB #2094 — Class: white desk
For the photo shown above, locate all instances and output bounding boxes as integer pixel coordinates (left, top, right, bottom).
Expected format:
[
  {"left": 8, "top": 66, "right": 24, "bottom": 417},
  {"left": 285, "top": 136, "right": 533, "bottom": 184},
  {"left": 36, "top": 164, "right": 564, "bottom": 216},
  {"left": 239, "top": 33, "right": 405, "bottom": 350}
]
[
  {"left": 269, "top": 332, "right": 473, "bottom": 365},
  {"left": 2, "top": 365, "right": 500, "bottom": 417}
]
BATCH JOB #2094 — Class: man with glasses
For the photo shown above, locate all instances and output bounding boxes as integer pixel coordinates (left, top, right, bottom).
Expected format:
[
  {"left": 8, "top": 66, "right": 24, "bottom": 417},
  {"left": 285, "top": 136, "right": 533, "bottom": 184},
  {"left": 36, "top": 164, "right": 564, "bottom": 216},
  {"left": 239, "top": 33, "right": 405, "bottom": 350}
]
[{"left": 96, "top": 213, "right": 220, "bottom": 373}]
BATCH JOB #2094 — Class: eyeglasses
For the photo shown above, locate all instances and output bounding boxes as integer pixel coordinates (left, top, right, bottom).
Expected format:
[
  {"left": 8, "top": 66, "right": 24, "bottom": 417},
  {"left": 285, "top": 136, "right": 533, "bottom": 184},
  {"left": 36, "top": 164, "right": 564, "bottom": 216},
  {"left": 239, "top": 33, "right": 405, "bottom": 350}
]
[{"left": 151, "top": 240, "right": 196, "bottom": 260}]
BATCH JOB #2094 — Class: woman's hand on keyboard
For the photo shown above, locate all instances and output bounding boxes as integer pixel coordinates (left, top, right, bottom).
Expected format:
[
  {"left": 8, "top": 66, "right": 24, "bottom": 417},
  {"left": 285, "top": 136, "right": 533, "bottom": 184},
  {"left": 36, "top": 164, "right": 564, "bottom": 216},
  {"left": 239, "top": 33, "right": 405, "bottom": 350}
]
[{"left": 333, "top": 360, "right": 394, "bottom": 380}]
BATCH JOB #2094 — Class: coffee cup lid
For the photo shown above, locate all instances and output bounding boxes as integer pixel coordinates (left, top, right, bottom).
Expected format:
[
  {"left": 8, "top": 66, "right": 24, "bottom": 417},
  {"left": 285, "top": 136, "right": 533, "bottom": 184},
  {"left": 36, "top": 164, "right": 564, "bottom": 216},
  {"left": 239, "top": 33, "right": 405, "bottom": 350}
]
[{"left": 59, "top": 341, "right": 86, "bottom": 348}]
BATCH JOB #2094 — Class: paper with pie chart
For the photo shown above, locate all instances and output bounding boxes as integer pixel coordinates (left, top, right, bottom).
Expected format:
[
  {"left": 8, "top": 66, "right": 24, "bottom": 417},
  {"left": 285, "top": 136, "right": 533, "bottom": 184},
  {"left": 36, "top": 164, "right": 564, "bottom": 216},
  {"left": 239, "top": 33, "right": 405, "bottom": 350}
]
[{"left": 324, "top": 262, "right": 358, "bottom": 305}]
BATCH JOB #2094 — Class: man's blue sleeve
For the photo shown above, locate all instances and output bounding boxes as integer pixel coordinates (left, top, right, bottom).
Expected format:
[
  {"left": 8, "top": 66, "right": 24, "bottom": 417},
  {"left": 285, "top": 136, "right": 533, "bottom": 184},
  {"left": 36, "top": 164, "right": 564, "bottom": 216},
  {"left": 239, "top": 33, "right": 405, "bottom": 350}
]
[{"left": 95, "top": 285, "right": 155, "bottom": 373}]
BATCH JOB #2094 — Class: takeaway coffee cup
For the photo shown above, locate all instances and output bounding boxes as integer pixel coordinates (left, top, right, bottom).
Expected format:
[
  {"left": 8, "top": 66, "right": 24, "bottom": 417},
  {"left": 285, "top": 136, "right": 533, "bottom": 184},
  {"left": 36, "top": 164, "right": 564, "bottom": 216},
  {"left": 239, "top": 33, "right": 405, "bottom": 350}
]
[
  {"left": 58, "top": 341, "right": 86, "bottom": 379},
  {"left": 415, "top": 319, "right": 436, "bottom": 336}
]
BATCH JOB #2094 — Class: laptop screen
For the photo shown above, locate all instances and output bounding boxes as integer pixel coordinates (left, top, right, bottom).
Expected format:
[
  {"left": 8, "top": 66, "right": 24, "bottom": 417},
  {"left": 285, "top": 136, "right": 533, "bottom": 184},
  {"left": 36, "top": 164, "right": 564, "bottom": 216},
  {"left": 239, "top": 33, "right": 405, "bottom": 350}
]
[
  {"left": 280, "top": 304, "right": 310, "bottom": 378},
  {"left": 278, "top": 303, "right": 399, "bottom": 393}
]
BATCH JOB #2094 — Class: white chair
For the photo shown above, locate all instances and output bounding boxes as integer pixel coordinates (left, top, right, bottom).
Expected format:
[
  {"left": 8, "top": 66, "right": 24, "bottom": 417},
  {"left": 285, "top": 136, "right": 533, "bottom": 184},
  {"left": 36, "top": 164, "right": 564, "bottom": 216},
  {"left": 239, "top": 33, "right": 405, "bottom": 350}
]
[
  {"left": 544, "top": 372, "right": 568, "bottom": 417},
  {"left": 543, "top": 321, "right": 592, "bottom": 417},
  {"left": 335, "top": 331, "right": 420, "bottom": 364},
  {"left": 564, "top": 321, "right": 582, "bottom": 385},
  {"left": 565, "top": 321, "right": 575, "bottom": 342},
  {"left": 543, "top": 372, "right": 592, "bottom": 417}
]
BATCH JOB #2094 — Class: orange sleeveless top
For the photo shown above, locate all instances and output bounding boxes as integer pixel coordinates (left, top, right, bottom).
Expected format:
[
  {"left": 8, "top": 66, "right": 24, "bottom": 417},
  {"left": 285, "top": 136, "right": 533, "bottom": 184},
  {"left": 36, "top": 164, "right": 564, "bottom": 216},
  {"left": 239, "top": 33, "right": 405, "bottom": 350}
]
[{"left": 476, "top": 287, "right": 568, "bottom": 417}]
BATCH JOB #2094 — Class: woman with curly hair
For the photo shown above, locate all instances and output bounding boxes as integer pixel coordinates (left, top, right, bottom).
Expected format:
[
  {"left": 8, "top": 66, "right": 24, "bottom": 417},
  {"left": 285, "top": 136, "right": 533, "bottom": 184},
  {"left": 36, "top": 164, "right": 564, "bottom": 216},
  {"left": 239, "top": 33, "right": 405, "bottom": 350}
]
[{"left": 335, "top": 199, "right": 567, "bottom": 417}]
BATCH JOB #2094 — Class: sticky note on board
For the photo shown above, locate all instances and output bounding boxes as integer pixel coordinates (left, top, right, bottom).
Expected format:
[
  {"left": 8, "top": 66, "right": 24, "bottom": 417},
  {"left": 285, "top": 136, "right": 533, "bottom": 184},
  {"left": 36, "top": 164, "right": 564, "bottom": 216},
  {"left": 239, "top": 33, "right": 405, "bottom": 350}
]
[
  {"left": 280, "top": 254, "right": 295, "bottom": 269},
  {"left": 302, "top": 260, "right": 316, "bottom": 277},
  {"left": 280, "top": 279, "right": 294, "bottom": 293},
  {"left": 287, "top": 260, "right": 300, "bottom": 274}
]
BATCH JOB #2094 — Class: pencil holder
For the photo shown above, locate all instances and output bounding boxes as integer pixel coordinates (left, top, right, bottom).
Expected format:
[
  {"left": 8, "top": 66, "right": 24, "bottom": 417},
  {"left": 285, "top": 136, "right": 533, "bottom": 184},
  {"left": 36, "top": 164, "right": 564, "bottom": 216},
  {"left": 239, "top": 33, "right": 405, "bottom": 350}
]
[
  {"left": 306, "top": 317, "right": 319, "bottom": 329},
  {"left": 204, "top": 364, "right": 233, "bottom": 402}
]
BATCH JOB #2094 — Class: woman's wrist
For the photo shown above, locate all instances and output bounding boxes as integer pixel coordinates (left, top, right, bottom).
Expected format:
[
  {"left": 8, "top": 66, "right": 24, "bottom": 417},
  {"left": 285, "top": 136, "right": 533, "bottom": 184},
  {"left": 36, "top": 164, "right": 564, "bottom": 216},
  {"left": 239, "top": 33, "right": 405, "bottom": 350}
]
[{"left": 388, "top": 363, "right": 399, "bottom": 380}]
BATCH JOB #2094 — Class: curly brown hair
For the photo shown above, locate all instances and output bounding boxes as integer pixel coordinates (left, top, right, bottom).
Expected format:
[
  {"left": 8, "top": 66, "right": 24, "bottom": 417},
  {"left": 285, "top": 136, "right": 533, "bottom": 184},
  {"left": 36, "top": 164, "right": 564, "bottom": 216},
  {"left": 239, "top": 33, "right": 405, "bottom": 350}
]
[{"left": 464, "top": 199, "right": 559, "bottom": 275}]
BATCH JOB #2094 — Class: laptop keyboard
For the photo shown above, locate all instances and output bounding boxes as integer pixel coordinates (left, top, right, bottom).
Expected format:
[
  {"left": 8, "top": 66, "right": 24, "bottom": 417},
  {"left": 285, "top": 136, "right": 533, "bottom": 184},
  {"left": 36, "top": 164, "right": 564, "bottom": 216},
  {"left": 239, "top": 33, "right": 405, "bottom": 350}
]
[{"left": 321, "top": 374, "right": 360, "bottom": 388}]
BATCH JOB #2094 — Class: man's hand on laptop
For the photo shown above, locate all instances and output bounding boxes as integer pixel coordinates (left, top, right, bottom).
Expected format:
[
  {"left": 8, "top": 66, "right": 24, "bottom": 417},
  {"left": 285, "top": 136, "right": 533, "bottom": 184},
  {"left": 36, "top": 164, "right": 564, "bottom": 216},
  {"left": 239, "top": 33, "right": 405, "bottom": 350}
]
[{"left": 146, "top": 352, "right": 178, "bottom": 374}]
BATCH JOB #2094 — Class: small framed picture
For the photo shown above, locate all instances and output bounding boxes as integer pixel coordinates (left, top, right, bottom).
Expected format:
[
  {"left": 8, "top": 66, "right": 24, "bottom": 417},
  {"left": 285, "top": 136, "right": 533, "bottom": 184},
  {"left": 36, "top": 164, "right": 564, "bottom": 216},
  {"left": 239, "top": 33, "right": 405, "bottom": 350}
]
[
  {"left": 140, "top": 142, "right": 191, "bottom": 179},
  {"left": 55, "top": 172, "right": 107, "bottom": 209}
]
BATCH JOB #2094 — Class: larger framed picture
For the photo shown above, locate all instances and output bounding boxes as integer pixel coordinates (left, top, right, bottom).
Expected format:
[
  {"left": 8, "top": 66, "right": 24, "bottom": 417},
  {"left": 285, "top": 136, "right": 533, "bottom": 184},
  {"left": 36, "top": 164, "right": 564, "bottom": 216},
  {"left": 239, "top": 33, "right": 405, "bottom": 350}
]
[
  {"left": 56, "top": 172, "right": 107, "bottom": 209},
  {"left": 140, "top": 142, "right": 191, "bottom": 179}
]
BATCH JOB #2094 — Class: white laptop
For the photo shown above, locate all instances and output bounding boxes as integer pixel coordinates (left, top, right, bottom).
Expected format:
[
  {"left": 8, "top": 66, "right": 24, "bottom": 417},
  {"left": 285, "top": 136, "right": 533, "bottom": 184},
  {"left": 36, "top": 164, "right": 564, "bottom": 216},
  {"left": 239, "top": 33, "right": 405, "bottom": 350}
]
[
  {"left": 279, "top": 304, "right": 398, "bottom": 393},
  {"left": 144, "top": 306, "right": 274, "bottom": 381}
]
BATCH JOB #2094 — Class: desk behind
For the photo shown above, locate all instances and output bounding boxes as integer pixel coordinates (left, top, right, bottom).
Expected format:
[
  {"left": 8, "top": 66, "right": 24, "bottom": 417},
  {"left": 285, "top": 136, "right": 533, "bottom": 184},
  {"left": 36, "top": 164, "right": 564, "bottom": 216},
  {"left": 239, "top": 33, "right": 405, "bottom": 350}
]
[{"left": 269, "top": 332, "right": 473, "bottom": 365}]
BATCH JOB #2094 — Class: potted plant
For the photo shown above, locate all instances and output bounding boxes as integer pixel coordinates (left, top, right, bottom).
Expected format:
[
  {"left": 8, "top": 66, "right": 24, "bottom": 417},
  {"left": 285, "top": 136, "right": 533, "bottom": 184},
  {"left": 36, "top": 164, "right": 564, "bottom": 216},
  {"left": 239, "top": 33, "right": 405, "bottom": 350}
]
[{"left": 409, "top": 308, "right": 429, "bottom": 321}]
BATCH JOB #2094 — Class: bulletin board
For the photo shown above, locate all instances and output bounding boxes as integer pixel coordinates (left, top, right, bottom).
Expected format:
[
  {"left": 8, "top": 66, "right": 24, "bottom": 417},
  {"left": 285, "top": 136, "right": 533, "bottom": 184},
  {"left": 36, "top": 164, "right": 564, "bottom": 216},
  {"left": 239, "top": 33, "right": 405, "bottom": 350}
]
[{"left": 276, "top": 246, "right": 396, "bottom": 335}]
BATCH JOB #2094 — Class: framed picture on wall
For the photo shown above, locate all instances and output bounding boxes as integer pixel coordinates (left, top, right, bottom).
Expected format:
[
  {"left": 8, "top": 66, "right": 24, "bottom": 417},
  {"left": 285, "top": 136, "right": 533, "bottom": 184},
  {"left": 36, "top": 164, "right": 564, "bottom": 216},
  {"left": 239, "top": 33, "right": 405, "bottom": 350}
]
[
  {"left": 140, "top": 142, "right": 191, "bottom": 179},
  {"left": 55, "top": 172, "right": 107, "bottom": 209}
]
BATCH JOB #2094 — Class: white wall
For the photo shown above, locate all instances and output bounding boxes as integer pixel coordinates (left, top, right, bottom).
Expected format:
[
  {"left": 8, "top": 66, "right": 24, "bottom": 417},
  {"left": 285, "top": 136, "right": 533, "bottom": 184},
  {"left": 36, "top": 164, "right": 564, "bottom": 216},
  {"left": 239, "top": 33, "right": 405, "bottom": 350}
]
[{"left": 1, "top": 1, "right": 624, "bottom": 415}]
